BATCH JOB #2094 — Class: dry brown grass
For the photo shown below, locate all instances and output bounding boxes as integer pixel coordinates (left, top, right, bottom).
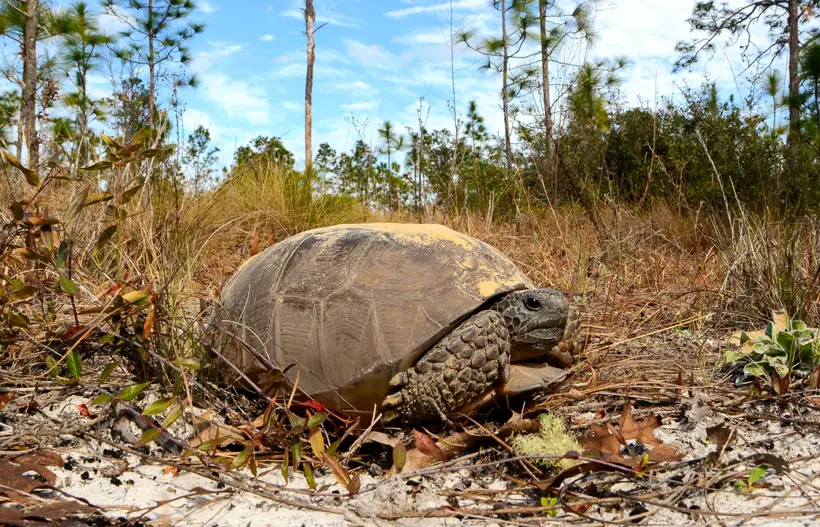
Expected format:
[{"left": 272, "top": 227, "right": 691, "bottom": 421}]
[{"left": 4, "top": 156, "right": 817, "bottom": 393}]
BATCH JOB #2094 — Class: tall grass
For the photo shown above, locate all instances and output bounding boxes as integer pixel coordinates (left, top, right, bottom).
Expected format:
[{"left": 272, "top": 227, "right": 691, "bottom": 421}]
[{"left": 714, "top": 211, "right": 820, "bottom": 326}]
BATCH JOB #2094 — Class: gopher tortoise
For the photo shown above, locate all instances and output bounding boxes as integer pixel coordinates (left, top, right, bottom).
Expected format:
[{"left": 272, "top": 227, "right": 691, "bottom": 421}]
[{"left": 210, "top": 223, "right": 580, "bottom": 423}]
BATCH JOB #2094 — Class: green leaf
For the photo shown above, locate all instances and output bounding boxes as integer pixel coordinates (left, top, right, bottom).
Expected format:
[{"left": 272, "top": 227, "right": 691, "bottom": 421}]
[
  {"left": 136, "top": 428, "right": 160, "bottom": 447},
  {"left": 1, "top": 151, "right": 39, "bottom": 185},
  {"left": 303, "top": 463, "right": 316, "bottom": 489},
  {"left": 81, "top": 160, "right": 114, "bottom": 171},
  {"left": 9, "top": 201, "right": 24, "bottom": 221},
  {"left": 120, "top": 181, "right": 144, "bottom": 204},
  {"left": 281, "top": 445, "right": 289, "bottom": 483},
  {"left": 307, "top": 412, "right": 327, "bottom": 429},
  {"left": 99, "top": 363, "right": 117, "bottom": 383},
  {"left": 232, "top": 445, "right": 252, "bottom": 469},
  {"left": 748, "top": 465, "right": 768, "bottom": 487},
  {"left": 743, "top": 363, "right": 766, "bottom": 377},
  {"left": 393, "top": 441, "right": 407, "bottom": 472},
  {"left": 91, "top": 393, "right": 114, "bottom": 405},
  {"left": 65, "top": 187, "right": 89, "bottom": 221},
  {"left": 59, "top": 275, "right": 79, "bottom": 295},
  {"left": 174, "top": 357, "right": 201, "bottom": 370},
  {"left": 83, "top": 192, "right": 114, "bottom": 206},
  {"left": 327, "top": 437, "right": 344, "bottom": 457},
  {"left": 100, "top": 133, "right": 123, "bottom": 150},
  {"left": 161, "top": 404, "right": 184, "bottom": 429},
  {"left": 291, "top": 437, "right": 302, "bottom": 469},
  {"left": 142, "top": 396, "right": 177, "bottom": 416},
  {"left": 5, "top": 308, "right": 29, "bottom": 328},
  {"left": 122, "top": 290, "right": 151, "bottom": 305},
  {"left": 11, "top": 285, "right": 36, "bottom": 301},
  {"left": 66, "top": 349, "right": 82, "bottom": 379},
  {"left": 96, "top": 225, "right": 118, "bottom": 250},
  {"left": 45, "top": 355, "right": 60, "bottom": 378},
  {"left": 776, "top": 332, "right": 795, "bottom": 355},
  {"left": 117, "top": 381, "right": 150, "bottom": 402},
  {"left": 725, "top": 350, "right": 744, "bottom": 363}
]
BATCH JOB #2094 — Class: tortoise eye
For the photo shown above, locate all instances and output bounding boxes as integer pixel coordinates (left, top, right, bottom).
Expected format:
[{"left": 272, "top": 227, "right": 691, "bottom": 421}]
[{"left": 524, "top": 296, "right": 541, "bottom": 311}]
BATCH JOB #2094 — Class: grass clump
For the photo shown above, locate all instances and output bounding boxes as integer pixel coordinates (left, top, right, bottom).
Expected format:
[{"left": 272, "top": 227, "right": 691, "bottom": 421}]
[{"left": 512, "top": 413, "right": 582, "bottom": 471}]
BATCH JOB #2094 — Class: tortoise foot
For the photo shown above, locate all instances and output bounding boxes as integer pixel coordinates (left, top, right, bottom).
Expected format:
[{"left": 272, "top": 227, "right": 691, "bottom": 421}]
[{"left": 381, "top": 310, "right": 511, "bottom": 424}]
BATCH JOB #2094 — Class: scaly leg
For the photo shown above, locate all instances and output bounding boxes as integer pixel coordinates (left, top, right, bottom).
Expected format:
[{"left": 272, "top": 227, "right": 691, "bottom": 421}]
[{"left": 381, "top": 310, "right": 511, "bottom": 423}]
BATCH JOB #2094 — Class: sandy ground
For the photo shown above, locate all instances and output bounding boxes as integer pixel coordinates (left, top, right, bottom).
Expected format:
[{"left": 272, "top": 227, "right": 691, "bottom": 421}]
[
  {"left": 3, "top": 331, "right": 820, "bottom": 526},
  {"left": 1, "top": 383, "right": 811, "bottom": 527}
]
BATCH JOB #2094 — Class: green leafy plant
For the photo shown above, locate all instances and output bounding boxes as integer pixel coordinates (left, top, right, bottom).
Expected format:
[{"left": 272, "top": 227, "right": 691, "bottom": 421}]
[
  {"left": 540, "top": 496, "right": 559, "bottom": 517},
  {"left": 725, "top": 311, "right": 820, "bottom": 391},
  {"left": 732, "top": 465, "right": 768, "bottom": 494}
]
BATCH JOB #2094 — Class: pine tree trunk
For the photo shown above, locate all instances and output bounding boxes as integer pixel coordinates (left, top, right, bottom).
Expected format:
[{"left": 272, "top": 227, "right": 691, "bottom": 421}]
[
  {"left": 786, "top": 0, "right": 800, "bottom": 188},
  {"left": 22, "top": 0, "right": 39, "bottom": 170},
  {"left": 148, "top": 0, "right": 156, "bottom": 132},
  {"left": 304, "top": 0, "right": 315, "bottom": 171},
  {"left": 539, "top": 0, "right": 555, "bottom": 194},
  {"left": 80, "top": 69, "right": 89, "bottom": 167},
  {"left": 501, "top": 0, "right": 512, "bottom": 176}
]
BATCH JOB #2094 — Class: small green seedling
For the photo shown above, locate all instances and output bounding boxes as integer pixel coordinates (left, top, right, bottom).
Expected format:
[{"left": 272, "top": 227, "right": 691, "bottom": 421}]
[
  {"left": 725, "top": 312, "right": 820, "bottom": 389},
  {"left": 733, "top": 465, "right": 768, "bottom": 494},
  {"left": 541, "top": 496, "right": 559, "bottom": 517}
]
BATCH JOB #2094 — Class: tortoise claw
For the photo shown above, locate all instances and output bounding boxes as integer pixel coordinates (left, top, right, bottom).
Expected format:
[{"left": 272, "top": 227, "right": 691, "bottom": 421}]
[
  {"left": 382, "top": 393, "right": 403, "bottom": 408},
  {"left": 383, "top": 409, "right": 401, "bottom": 423},
  {"left": 389, "top": 372, "right": 408, "bottom": 388}
]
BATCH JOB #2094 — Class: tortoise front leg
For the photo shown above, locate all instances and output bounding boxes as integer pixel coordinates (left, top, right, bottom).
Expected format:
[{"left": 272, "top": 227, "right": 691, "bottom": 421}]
[{"left": 382, "top": 310, "right": 511, "bottom": 424}]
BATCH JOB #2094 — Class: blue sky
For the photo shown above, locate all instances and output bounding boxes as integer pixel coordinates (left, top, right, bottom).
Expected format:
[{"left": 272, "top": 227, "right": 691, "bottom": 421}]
[{"left": 57, "top": 0, "right": 786, "bottom": 169}]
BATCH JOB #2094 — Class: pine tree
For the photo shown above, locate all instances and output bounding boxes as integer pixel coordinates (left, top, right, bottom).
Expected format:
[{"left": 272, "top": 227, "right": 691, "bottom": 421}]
[
  {"left": 61, "top": 1, "right": 114, "bottom": 167},
  {"left": 675, "top": 0, "right": 820, "bottom": 192},
  {"left": 102, "top": 0, "right": 204, "bottom": 133}
]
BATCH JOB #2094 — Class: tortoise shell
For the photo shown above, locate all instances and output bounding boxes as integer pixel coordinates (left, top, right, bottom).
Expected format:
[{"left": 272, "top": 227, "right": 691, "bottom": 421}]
[{"left": 214, "top": 223, "right": 534, "bottom": 413}]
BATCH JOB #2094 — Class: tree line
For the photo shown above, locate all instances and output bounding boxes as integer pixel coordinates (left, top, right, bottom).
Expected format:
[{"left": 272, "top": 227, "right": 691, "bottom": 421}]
[{"left": 3, "top": 1, "right": 820, "bottom": 217}]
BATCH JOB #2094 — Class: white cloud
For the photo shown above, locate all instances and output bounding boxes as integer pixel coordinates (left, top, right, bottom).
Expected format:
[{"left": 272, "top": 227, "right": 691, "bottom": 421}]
[
  {"left": 345, "top": 40, "right": 398, "bottom": 71},
  {"left": 98, "top": 6, "right": 133, "bottom": 35},
  {"left": 341, "top": 101, "right": 378, "bottom": 112},
  {"left": 200, "top": 1, "right": 217, "bottom": 14},
  {"left": 283, "top": 101, "right": 301, "bottom": 111},
  {"left": 260, "top": 34, "right": 276, "bottom": 42},
  {"left": 199, "top": 72, "right": 272, "bottom": 125},
  {"left": 393, "top": 29, "right": 450, "bottom": 46},
  {"left": 385, "top": 0, "right": 486, "bottom": 18},
  {"left": 334, "top": 81, "right": 378, "bottom": 97},
  {"left": 190, "top": 42, "right": 243, "bottom": 72},
  {"left": 280, "top": 2, "right": 361, "bottom": 29}
]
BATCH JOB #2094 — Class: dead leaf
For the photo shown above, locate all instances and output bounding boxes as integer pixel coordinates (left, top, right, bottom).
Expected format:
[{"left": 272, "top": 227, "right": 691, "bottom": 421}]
[
  {"left": 250, "top": 232, "right": 260, "bottom": 256},
  {"left": 189, "top": 412, "right": 245, "bottom": 449},
  {"left": 396, "top": 448, "right": 437, "bottom": 474},
  {"left": 618, "top": 403, "right": 662, "bottom": 447},
  {"left": 413, "top": 429, "right": 446, "bottom": 463},
  {"left": 347, "top": 472, "right": 361, "bottom": 495},
  {"left": 0, "top": 392, "right": 14, "bottom": 410},
  {"left": 143, "top": 308, "right": 155, "bottom": 340},
  {"left": 320, "top": 453, "right": 350, "bottom": 489},
  {"left": 772, "top": 372, "right": 790, "bottom": 395},
  {"left": 163, "top": 465, "right": 179, "bottom": 477},
  {"left": 706, "top": 424, "right": 733, "bottom": 449},
  {"left": 582, "top": 403, "right": 682, "bottom": 466},
  {"left": 77, "top": 403, "right": 97, "bottom": 419}
]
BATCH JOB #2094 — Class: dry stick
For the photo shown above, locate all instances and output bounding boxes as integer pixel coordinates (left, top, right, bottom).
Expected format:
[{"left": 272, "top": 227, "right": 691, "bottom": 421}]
[{"left": 596, "top": 313, "right": 713, "bottom": 352}]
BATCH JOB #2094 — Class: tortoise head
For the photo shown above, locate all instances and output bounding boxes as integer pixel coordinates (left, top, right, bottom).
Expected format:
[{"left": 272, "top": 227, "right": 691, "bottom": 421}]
[{"left": 491, "top": 288, "right": 577, "bottom": 366}]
